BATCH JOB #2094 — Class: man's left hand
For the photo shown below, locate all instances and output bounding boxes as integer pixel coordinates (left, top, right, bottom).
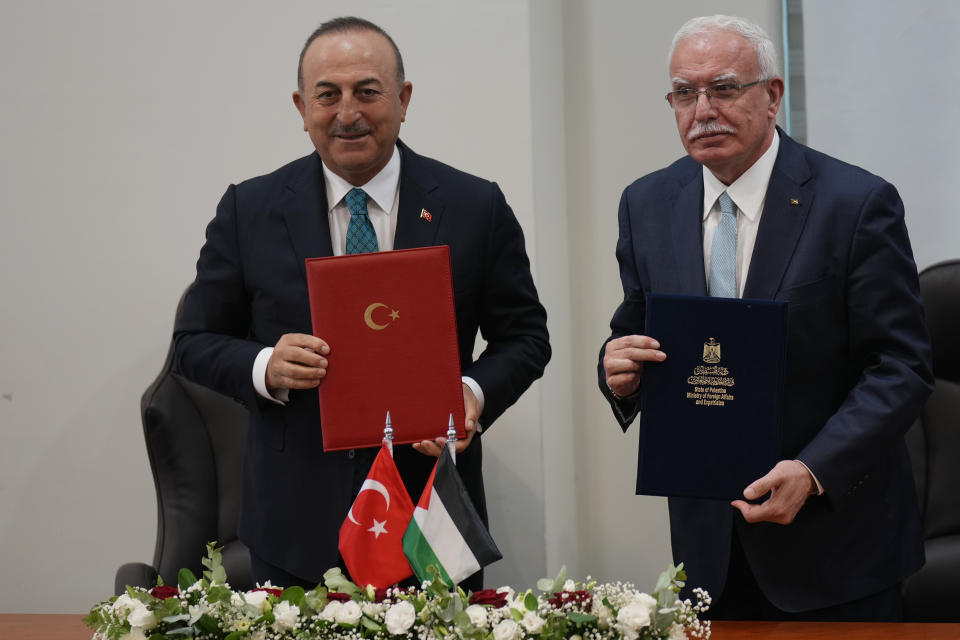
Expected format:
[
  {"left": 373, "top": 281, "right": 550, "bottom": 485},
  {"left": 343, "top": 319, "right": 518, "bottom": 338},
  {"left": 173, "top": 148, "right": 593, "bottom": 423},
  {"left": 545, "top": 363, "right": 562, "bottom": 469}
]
[
  {"left": 731, "top": 460, "right": 817, "bottom": 525},
  {"left": 412, "top": 383, "right": 479, "bottom": 456}
]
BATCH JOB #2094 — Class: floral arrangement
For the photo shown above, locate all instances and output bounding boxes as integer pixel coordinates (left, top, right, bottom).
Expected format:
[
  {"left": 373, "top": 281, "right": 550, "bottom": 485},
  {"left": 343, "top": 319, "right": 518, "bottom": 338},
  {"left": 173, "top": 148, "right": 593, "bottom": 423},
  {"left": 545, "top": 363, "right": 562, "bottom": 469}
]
[{"left": 86, "top": 543, "right": 710, "bottom": 640}]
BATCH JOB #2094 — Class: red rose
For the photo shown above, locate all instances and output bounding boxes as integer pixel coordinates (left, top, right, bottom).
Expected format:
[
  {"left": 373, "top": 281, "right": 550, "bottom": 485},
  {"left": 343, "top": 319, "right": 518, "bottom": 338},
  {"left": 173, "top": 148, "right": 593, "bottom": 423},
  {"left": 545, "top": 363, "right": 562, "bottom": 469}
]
[
  {"left": 469, "top": 589, "right": 508, "bottom": 608},
  {"left": 547, "top": 590, "right": 592, "bottom": 609},
  {"left": 254, "top": 587, "right": 284, "bottom": 598},
  {"left": 326, "top": 592, "right": 353, "bottom": 602},
  {"left": 149, "top": 585, "right": 180, "bottom": 600}
]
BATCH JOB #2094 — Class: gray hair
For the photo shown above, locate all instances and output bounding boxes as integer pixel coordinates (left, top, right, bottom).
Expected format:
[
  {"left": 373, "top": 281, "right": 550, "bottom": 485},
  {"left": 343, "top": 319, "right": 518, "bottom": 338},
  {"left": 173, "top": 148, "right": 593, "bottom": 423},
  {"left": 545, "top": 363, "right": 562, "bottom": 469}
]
[{"left": 669, "top": 15, "right": 779, "bottom": 80}]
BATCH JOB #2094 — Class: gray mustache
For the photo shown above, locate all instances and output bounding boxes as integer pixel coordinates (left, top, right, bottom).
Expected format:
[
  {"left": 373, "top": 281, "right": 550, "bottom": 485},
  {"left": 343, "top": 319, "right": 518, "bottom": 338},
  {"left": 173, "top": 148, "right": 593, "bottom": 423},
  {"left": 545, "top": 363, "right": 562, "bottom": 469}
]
[{"left": 687, "top": 121, "right": 735, "bottom": 141}]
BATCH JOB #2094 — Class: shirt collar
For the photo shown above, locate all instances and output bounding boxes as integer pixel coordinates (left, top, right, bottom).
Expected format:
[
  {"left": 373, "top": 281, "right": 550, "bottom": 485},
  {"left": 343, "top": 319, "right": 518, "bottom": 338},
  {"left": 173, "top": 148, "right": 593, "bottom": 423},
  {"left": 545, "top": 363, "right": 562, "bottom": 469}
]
[
  {"left": 702, "top": 129, "right": 780, "bottom": 221},
  {"left": 321, "top": 145, "right": 401, "bottom": 213}
]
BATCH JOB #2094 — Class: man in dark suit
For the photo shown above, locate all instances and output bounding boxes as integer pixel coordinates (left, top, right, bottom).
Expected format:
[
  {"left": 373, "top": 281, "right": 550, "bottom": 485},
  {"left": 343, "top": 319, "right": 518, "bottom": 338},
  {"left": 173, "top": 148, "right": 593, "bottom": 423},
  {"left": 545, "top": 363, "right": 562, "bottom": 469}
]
[
  {"left": 174, "top": 16, "right": 550, "bottom": 590},
  {"left": 599, "top": 15, "right": 931, "bottom": 621}
]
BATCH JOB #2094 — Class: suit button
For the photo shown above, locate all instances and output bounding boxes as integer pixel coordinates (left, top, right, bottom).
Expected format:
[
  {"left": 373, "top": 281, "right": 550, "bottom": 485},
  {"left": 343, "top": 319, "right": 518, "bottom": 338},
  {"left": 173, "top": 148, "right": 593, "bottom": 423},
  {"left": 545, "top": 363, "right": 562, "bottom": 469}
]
[{"left": 347, "top": 449, "right": 356, "bottom": 459}]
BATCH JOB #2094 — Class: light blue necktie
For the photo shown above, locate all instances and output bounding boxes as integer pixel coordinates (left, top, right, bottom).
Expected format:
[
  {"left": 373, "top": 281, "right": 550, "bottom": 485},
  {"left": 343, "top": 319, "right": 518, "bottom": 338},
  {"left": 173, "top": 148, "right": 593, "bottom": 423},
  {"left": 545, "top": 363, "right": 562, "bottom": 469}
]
[
  {"left": 344, "top": 188, "right": 379, "bottom": 254},
  {"left": 709, "top": 191, "right": 738, "bottom": 298}
]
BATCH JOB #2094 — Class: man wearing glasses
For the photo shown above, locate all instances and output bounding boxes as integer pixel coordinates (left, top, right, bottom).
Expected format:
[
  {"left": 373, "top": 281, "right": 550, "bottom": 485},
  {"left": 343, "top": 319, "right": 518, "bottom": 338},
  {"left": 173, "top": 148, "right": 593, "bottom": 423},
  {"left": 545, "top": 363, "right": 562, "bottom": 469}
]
[{"left": 599, "top": 15, "right": 931, "bottom": 621}]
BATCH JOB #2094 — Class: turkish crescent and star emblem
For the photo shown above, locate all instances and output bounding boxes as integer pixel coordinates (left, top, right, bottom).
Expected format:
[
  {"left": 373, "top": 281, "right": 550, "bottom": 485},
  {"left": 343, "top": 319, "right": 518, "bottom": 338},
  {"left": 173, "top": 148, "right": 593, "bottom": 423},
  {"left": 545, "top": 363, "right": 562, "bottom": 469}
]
[
  {"left": 347, "top": 479, "right": 392, "bottom": 538},
  {"left": 363, "top": 302, "right": 400, "bottom": 331}
]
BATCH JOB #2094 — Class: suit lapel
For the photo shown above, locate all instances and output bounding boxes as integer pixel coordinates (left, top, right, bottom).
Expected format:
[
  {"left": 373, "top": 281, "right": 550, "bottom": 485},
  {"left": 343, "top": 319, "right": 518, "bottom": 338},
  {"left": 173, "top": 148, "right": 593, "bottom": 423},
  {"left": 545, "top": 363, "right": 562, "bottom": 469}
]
[
  {"left": 670, "top": 170, "right": 709, "bottom": 295},
  {"left": 280, "top": 153, "right": 334, "bottom": 280},
  {"left": 743, "top": 132, "right": 813, "bottom": 299},
  {"left": 393, "top": 141, "right": 443, "bottom": 249}
]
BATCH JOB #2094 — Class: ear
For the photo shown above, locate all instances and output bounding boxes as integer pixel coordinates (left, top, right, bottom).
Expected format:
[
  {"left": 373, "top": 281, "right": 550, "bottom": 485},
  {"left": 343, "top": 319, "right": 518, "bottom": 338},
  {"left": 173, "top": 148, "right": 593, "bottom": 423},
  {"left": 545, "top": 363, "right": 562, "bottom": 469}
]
[
  {"left": 398, "top": 81, "right": 413, "bottom": 122},
  {"left": 292, "top": 90, "right": 308, "bottom": 131},
  {"left": 766, "top": 77, "right": 785, "bottom": 119}
]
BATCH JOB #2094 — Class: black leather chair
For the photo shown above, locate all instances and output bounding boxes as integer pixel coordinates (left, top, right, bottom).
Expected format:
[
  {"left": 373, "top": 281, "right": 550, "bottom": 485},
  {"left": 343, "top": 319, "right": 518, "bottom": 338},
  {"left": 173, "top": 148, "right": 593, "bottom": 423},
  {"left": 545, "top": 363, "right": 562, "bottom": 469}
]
[
  {"left": 114, "top": 287, "right": 253, "bottom": 594},
  {"left": 903, "top": 259, "right": 960, "bottom": 621}
]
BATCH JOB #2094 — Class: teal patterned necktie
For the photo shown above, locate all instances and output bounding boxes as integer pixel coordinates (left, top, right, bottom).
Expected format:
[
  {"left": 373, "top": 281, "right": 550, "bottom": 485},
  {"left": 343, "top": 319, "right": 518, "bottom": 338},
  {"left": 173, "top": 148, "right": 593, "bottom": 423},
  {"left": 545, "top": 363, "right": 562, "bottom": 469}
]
[
  {"left": 709, "top": 190, "right": 738, "bottom": 298},
  {"left": 345, "top": 188, "right": 379, "bottom": 254}
]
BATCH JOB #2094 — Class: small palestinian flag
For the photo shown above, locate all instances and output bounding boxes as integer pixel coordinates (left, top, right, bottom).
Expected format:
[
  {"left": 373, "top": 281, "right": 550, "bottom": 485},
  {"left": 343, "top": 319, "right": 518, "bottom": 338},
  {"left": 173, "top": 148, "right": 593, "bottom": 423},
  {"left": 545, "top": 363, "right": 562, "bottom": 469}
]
[{"left": 403, "top": 447, "right": 501, "bottom": 585}]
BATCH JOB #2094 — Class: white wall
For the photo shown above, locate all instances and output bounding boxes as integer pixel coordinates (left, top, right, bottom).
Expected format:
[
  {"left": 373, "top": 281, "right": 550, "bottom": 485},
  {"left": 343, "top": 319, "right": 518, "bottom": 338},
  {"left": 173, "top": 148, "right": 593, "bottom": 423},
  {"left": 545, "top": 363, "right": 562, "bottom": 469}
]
[
  {"left": 1, "top": 0, "right": 797, "bottom": 613},
  {"left": 802, "top": 0, "right": 960, "bottom": 271}
]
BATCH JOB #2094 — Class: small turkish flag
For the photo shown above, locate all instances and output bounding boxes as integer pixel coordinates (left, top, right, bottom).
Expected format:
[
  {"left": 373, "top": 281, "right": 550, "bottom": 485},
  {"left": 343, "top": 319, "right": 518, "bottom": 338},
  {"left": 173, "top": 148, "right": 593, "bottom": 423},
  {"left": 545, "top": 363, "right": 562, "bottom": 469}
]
[
  {"left": 338, "top": 444, "right": 415, "bottom": 588},
  {"left": 420, "top": 208, "right": 432, "bottom": 222}
]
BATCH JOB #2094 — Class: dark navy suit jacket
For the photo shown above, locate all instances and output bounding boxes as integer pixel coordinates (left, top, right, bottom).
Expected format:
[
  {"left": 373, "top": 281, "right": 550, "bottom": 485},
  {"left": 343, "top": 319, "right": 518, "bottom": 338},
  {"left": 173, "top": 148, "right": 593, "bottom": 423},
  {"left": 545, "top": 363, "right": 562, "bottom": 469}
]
[
  {"left": 175, "top": 141, "right": 550, "bottom": 581},
  {"left": 599, "top": 129, "right": 932, "bottom": 612}
]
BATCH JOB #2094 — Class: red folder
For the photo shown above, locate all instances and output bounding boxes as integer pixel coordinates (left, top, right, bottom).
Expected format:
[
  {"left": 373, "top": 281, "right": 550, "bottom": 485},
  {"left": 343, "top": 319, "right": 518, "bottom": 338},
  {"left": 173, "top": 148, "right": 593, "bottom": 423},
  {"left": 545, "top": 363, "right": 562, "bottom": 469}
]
[{"left": 305, "top": 246, "right": 466, "bottom": 451}]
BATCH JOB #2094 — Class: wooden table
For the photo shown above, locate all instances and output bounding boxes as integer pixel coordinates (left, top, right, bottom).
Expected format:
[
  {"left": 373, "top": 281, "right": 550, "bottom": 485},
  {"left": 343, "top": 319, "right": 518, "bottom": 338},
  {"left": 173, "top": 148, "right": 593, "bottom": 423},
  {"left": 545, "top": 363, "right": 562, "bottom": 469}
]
[
  {"left": 0, "top": 614, "right": 91, "bottom": 640},
  {"left": 3, "top": 615, "right": 959, "bottom": 639},
  {"left": 709, "top": 620, "right": 960, "bottom": 639}
]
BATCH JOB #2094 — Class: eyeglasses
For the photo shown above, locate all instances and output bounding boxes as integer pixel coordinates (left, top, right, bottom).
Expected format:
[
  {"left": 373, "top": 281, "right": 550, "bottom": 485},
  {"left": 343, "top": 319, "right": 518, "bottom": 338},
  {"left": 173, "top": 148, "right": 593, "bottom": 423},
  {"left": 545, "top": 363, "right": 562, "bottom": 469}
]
[{"left": 664, "top": 79, "right": 767, "bottom": 110}]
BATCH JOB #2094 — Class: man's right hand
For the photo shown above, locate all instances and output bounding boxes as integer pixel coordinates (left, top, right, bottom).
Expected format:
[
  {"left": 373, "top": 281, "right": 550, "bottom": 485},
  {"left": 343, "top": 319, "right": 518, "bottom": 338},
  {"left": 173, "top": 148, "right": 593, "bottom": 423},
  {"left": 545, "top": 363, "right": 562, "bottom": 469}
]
[
  {"left": 265, "top": 333, "right": 330, "bottom": 392},
  {"left": 603, "top": 334, "right": 666, "bottom": 398}
]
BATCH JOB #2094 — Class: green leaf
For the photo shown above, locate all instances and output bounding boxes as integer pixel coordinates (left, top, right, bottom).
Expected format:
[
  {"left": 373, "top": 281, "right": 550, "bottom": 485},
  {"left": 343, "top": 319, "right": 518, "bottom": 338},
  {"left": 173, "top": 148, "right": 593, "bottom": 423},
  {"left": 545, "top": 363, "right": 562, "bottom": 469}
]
[
  {"left": 567, "top": 613, "right": 597, "bottom": 625},
  {"left": 195, "top": 613, "right": 220, "bottom": 635},
  {"left": 201, "top": 542, "right": 225, "bottom": 584},
  {"left": 524, "top": 592, "right": 538, "bottom": 611},
  {"left": 536, "top": 578, "right": 554, "bottom": 592},
  {"left": 207, "top": 585, "right": 233, "bottom": 605},
  {"left": 81, "top": 611, "right": 102, "bottom": 628},
  {"left": 126, "top": 585, "right": 148, "bottom": 602},
  {"left": 323, "top": 568, "right": 361, "bottom": 598},
  {"left": 653, "top": 568, "right": 673, "bottom": 594},
  {"left": 157, "top": 598, "right": 184, "bottom": 619},
  {"left": 225, "top": 633, "right": 245, "bottom": 640},
  {"left": 361, "top": 616, "right": 383, "bottom": 632},
  {"left": 281, "top": 585, "right": 306, "bottom": 608},
  {"left": 161, "top": 613, "right": 190, "bottom": 623},
  {"left": 551, "top": 566, "right": 568, "bottom": 594},
  {"left": 425, "top": 565, "right": 451, "bottom": 595}
]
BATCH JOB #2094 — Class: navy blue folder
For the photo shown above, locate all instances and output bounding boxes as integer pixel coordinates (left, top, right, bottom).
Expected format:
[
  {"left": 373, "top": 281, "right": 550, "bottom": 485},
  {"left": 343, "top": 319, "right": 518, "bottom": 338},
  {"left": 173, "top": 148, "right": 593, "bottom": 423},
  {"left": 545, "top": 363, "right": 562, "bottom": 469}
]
[{"left": 637, "top": 293, "right": 787, "bottom": 500}]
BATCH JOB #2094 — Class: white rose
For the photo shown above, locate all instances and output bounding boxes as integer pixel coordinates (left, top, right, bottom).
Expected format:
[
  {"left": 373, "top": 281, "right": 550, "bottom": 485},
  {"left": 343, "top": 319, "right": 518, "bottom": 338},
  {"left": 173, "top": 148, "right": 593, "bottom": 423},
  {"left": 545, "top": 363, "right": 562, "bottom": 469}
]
[
  {"left": 465, "top": 604, "right": 488, "bottom": 628},
  {"left": 272, "top": 601, "right": 301, "bottom": 632},
  {"left": 384, "top": 600, "right": 416, "bottom": 634},
  {"left": 593, "top": 595, "right": 612, "bottom": 629},
  {"left": 493, "top": 618, "right": 523, "bottom": 640},
  {"left": 521, "top": 611, "right": 545, "bottom": 634},
  {"left": 319, "top": 600, "right": 343, "bottom": 622},
  {"left": 616, "top": 593, "right": 657, "bottom": 632},
  {"left": 120, "top": 628, "right": 148, "bottom": 640},
  {"left": 667, "top": 623, "right": 688, "bottom": 640},
  {"left": 126, "top": 602, "right": 158, "bottom": 630},
  {"left": 336, "top": 600, "right": 363, "bottom": 625},
  {"left": 244, "top": 590, "right": 270, "bottom": 612},
  {"left": 562, "top": 580, "right": 577, "bottom": 592},
  {"left": 111, "top": 594, "right": 138, "bottom": 617}
]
